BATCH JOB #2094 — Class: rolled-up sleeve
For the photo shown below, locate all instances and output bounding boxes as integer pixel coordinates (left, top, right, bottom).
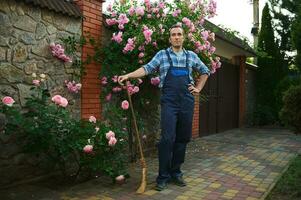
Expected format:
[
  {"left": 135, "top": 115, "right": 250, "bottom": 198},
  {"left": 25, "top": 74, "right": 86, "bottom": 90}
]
[
  {"left": 192, "top": 53, "right": 210, "bottom": 76},
  {"left": 143, "top": 51, "right": 162, "bottom": 75}
]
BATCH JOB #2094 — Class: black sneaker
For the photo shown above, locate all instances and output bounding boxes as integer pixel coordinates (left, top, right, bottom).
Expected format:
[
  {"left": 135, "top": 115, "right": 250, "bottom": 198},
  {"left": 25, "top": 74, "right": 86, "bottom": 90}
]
[
  {"left": 155, "top": 182, "right": 167, "bottom": 191},
  {"left": 171, "top": 176, "right": 186, "bottom": 187}
]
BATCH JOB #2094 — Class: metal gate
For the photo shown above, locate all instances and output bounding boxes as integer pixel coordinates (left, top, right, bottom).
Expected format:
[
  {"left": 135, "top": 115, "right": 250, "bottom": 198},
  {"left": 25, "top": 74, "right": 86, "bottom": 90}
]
[{"left": 199, "top": 61, "right": 239, "bottom": 136}]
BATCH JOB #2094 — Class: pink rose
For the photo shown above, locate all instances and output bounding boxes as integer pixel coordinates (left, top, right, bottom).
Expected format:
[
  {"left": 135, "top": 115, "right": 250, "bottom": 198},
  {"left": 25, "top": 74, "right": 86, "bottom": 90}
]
[
  {"left": 128, "top": 6, "right": 135, "bottom": 16},
  {"left": 51, "top": 95, "right": 68, "bottom": 107},
  {"left": 106, "top": 18, "right": 117, "bottom": 26},
  {"left": 89, "top": 116, "right": 97, "bottom": 123},
  {"left": 59, "top": 97, "right": 68, "bottom": 107},
  {"left": 105, "top": 93, "right": 112, "bottom": 101},
  {"left": 138, "top": 52, "right": 144, "bottom": 58},
  {"left": 133, "top": 86, "right": 139, "bottom": 93},
  {"left": 151, "top": 77, "right": 160, "bottom": 86},
  {"left": 112, "top": 75, "right": 118, "bottom": 83},
  {"left": 143, "top": 28, "right": 153, "bottom": 44},
  {"left": 2, "top": 96, "right": 15, "bottom": 107},
  {"left": 112, "top": 87, "right": 122, "bottom": 93},
  {"left": 121, "top": 100, "right": 129, "bottom": 110},
  {"left": 106, "top": 130, "right": 115, "bottom": 140},
  {"left": 108, "top": 137, "right": 117, "bottom": 146},
  {"left": 209, "top": 46, "right": 216, "bottom": 54},
  {"left": 101, "top": 77, "right": 108, "bottom": 85},
  {"left": 83, "top": 145, "right": 93, "bottom": 153},
  {"left": 135, "top": 7, "right": 145, "bottom": 16},
  {"left": 51, "top": 95, "right": 62, "bottom": 105},
  {"left": 201, "top": 31, "right": 209, "bottom": 41}
]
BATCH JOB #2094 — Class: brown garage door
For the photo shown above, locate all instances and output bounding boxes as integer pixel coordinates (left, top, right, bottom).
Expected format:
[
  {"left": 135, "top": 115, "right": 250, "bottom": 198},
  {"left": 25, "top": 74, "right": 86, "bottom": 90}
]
[{"left": 199, "top": 60, "right": 239, "bottom": 136}]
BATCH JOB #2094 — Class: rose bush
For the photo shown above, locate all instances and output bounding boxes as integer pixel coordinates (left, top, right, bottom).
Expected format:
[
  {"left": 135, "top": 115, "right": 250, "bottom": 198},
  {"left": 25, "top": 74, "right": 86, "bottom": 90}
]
[
  {"left": 98, "top": 0, "right": 221, "bottom": 156},
  {"left": 0, "top": 69, "right": 128, "bottom": 182},
  {"left": 102, "top": 0, "right": 220, "bottom": 80}
]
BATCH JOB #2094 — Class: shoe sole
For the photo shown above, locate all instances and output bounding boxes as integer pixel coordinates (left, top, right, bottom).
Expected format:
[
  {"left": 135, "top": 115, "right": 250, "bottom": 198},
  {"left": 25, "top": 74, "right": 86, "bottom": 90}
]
[
  {"left": 174, "top": 182, "right": 186, "bottom": 187},
  {"left": 171, "top": 179, "right": 187, "bottom": 187},
  {"left": 155, "top": 186, "right": 167, "bottom": 191}
]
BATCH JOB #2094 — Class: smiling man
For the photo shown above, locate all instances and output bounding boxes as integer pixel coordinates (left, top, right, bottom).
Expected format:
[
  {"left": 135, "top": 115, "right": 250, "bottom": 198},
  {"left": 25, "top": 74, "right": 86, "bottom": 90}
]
[{"left": 118, "top": 24, "right": 210, "bottom": 191}]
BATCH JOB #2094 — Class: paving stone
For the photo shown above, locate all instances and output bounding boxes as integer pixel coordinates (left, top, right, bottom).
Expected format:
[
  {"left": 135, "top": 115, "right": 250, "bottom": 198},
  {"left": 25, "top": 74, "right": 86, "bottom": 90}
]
[{"left": 1, "top": 128, "right": 301, "bottom": 200}]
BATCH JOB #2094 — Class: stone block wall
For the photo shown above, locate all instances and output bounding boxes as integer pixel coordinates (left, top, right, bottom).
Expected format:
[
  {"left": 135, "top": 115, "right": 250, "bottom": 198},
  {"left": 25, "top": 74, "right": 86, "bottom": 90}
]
[{"left": 0, "top": 0, "right": 81, "bottom": 186}]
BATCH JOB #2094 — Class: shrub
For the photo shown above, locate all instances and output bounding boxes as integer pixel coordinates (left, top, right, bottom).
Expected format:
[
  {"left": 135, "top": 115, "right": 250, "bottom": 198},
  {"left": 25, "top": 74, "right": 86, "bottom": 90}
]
[
  {"left": 98, "top": 0, "right": 221, "bottom": 155},
  {"left": 0, "top": 82, "right": 129, "bottom": 181},
  {"left": 279, "top": 84, "right": 301, "bottom": 134}
]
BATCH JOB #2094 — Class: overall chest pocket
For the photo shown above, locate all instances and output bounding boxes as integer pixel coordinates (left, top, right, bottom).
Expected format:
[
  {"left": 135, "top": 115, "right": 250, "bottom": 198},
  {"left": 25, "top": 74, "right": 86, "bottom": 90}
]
[{"left": 170, "top": 68, "right": 189, "bottom": 76}]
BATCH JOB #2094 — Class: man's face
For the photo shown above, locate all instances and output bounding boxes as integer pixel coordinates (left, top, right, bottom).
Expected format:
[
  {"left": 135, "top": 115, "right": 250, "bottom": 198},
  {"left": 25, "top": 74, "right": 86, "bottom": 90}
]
[{"left": 169, "top": 27, "right": 184, "bottom": 48}]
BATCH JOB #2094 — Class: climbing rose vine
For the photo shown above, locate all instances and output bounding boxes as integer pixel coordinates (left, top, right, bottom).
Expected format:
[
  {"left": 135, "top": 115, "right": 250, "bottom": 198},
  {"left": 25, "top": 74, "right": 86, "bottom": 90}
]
[
  {"left": 101, "top": 0, "right": 221, "bottom": 99},
  {"left": 96, "top": 1, "right": 222, "bottom": 166}
]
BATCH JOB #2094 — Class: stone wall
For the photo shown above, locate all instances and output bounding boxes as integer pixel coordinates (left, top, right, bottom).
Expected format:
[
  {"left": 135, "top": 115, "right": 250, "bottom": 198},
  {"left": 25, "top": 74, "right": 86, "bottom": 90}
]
[{"left": 0, "top": 0, "right": 81, "bottom": 187}]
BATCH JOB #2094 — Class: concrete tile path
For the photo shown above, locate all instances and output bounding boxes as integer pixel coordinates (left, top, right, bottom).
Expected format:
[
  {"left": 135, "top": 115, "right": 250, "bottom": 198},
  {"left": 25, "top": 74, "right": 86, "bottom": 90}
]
[{"left": 1, "top": 128, "right": 301, "bottom": 200}]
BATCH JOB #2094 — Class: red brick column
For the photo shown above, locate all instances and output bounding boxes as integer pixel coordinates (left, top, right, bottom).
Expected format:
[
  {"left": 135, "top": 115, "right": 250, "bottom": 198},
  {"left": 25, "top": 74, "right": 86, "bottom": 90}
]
[
  {"left": 74, "top": 0, "right": 103, "bottom": 120},
  {"left": 192, "top": 93, "right": 200, "bottom": 139}
]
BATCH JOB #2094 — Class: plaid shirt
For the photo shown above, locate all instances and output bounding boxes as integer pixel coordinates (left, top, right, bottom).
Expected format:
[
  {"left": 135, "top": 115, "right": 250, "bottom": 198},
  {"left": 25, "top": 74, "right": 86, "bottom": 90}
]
[{"left": 143, "top": 47, "right": 210, "bottom": 88}]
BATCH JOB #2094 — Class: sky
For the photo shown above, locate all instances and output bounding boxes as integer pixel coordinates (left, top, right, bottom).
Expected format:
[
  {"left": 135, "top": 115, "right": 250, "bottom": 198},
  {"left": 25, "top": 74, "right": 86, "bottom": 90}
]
[
  {"left": 208, "top": 0, "right": 268, "bottom": 44},
  {"left": 103, "top": 0, "right": 268, "bottom": 44}
]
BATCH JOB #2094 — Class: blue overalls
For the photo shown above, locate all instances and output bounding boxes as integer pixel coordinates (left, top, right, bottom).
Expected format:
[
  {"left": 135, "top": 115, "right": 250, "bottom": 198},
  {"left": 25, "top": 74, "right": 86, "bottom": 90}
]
[{"left": 156, "top": 49, "right": 195, "bottom": 184}]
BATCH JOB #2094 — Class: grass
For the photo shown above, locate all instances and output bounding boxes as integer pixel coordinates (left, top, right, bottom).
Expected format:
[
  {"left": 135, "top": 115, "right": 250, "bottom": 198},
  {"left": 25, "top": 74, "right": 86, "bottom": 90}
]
[{"left": 266, "top": 155, "right": 301, "bottom": 200}]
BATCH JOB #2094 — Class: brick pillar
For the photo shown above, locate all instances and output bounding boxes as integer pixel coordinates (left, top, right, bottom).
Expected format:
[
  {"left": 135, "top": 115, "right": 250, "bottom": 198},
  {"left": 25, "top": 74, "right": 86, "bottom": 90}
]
[
  {"left": 192, "top": 93, "right": 200, "bottom": 139},
  {"left": 74, "top": 0, "right": 103, "bottom": 120},
  {"left": 232, "top": 56, "right": 246, "bottom": 127}
]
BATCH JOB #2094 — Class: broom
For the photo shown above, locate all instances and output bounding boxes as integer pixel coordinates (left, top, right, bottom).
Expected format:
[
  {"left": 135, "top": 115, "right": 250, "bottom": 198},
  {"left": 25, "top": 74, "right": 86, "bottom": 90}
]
[{"left": 126, "top": 85, "right": 147, "bottom": 194}]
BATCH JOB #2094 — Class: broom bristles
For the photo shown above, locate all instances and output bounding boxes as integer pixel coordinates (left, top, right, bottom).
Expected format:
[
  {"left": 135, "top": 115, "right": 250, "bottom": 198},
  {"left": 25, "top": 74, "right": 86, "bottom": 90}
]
[{"left": 136, "top": 167, "right": 147, "bottom": 194}]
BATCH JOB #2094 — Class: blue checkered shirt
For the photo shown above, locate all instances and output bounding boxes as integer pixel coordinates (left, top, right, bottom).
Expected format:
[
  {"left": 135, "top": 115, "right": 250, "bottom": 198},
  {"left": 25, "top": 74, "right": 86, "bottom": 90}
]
[{"left": 143, "top": 47, "right": 210, "bottom": 88}]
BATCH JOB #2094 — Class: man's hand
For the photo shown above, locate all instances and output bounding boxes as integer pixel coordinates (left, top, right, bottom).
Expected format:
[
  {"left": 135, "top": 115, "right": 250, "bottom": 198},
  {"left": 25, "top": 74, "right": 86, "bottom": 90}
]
[
  {"left": 118, "top": 74, "right": 129, "bottom": 85},
  {"left": 188, "top": 84, "right": 201, "bottom": 95}
]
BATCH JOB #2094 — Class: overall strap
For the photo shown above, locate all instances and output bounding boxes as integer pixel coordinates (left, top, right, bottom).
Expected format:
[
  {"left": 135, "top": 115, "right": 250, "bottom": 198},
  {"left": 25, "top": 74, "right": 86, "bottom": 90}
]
[
  {"left": 165, "top": 49, "right": 173, "bottom": 68},
  {"left": 185, "top": 51, "right": 189, "bottom": 68}
]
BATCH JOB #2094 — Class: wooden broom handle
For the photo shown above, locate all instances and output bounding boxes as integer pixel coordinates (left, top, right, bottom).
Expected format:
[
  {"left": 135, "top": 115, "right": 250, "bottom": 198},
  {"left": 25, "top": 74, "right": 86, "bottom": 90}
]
[{"left": 126, "top": 87, "right": 145, "bottom": 162}]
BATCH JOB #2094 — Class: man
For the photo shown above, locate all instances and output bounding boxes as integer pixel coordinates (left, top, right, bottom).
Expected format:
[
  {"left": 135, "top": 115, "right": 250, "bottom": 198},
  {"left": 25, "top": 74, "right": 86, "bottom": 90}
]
[{"left": 118, "top": 24, "right": 210, "bottom": 191}]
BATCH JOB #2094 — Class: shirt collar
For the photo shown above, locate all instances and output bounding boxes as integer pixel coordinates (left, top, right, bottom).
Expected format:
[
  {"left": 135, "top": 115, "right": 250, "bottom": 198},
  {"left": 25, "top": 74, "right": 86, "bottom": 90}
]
[{"left": 168, "top": 47, "right": 188, "bottom": 55}]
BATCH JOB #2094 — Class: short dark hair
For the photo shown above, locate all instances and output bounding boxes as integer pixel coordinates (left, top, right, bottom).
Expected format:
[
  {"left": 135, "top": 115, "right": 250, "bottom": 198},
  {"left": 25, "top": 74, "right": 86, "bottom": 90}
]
[{"left": 169, "top": 23, "right": 185, "bottom": 36}]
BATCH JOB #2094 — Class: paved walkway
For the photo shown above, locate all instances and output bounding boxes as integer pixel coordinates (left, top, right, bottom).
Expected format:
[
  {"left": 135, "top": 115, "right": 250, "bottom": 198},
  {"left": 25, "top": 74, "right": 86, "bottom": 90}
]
[{"left": 1, "top": 128, "right": 301, "bottom": 200}]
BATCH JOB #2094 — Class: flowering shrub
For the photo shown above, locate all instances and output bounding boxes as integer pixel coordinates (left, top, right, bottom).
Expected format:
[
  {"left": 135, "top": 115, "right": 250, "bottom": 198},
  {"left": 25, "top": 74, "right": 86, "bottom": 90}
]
[
  {"left": 99, "top": 0, "right": 221, "bottom": 154},
  {"left": 101, "top": 0, "right": 221, "bottom": 102},
  {"left": 102, "top": 0, "right": 220, "bottom": 79},
  {"left": 0, "top": 75, "right": 128, "bottom": 181}
]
